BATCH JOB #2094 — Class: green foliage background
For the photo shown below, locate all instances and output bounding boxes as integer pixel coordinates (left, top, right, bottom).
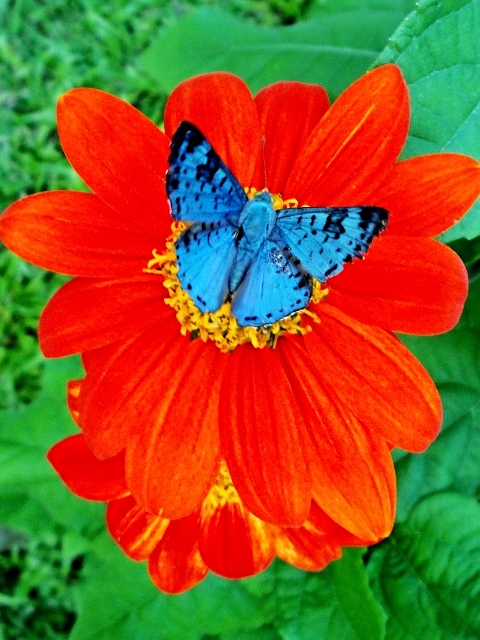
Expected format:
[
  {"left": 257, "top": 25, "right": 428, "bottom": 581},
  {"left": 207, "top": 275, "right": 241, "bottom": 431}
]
[{"left": 1, "top": 0, "right": 480, "bottom": 638}]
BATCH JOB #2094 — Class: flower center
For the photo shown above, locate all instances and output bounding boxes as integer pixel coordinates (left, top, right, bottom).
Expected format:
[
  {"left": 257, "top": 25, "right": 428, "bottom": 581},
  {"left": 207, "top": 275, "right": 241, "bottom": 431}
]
[{"left": 145, "top": 189, "right": 327, "bottom": 352}]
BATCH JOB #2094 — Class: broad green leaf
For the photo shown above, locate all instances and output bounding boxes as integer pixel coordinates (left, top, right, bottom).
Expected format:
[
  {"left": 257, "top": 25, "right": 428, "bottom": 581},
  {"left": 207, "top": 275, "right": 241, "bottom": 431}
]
[
  {"left": 449, "top": 238, "right": 480, "bottom": 280},
  {"left": 456, "top": 274, "right": 480, "bottom": 329},
  {"left": 72, "top": 540, "right": 384, "bottom": 640},
  {"left": 141, "top": 3, "right": 413, "bottom": 99},
  {"left": 395, "top": 329, "right": 480, "bottom": 519},
  {"left": 376, "top": 0, "right": 480, "bottom": 242},
  {"left": 379, "top": 493, "right": 480, "bottom": 639},
  {"left": 332, "top": 548, "right": 386, "bottom": 640},
  {"left": 220, "top": 628, "right": 281, "bottom": 640},
  {"left": 307, "top": 0, "right": 416, "bottom": 15},
  {"left": 71, "top": 532, "right": 272, "bottom": 640},
  {"left": 0, "top": 357, "right": 103, "bottom": 535},
  {"left": 389, "top": 272, "right": 480, "bottom": 518},
  {"left": 246, "top": 558, "right": 383, "bottom": 640}
]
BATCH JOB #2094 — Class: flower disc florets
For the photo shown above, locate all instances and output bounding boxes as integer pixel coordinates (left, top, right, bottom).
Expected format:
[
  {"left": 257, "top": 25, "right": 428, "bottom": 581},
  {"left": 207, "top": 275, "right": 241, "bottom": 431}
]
[{"left": 145, "top": 190, "right": 326, "bottom": 352}]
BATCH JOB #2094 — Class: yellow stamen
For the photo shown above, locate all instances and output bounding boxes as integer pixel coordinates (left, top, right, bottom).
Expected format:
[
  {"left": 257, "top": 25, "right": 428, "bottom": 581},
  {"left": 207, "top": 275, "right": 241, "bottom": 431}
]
[
  {"left": 144, "top": 190, "right": 328, "bottom": 352},
  {"left": 201, "top": 461, "right": 240, "bottom": 517}
]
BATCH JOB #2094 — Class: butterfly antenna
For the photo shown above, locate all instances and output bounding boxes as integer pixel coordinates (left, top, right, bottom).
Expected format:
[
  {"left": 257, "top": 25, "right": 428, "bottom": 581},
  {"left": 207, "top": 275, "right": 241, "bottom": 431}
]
[{"left": 262, "top": 136, "right": 268, "bottom": 191}]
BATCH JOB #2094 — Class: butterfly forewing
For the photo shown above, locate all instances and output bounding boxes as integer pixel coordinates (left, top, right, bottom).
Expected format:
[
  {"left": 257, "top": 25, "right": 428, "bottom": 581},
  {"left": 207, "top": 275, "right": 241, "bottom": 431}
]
[
  {"left": 274, "top": 206, "right": 388, "bottom": 283},
  {"left": 231, "top": 239, "right": 312, "bottom": 327},
  {"left": 175, "top": 222, "right": 238, "bottom": 313},
  {"left": 167, "top": 121, "right": 248, "bottom": 224}
]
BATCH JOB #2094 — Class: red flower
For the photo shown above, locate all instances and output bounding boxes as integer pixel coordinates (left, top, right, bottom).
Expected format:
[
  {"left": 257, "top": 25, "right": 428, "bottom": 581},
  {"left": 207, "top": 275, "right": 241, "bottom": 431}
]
[
  {"left": 1, "top": 65, "right": 477, "bottom": 541},
  {"left": 47, "top": 380, "right": 372, "bottom": 594}
]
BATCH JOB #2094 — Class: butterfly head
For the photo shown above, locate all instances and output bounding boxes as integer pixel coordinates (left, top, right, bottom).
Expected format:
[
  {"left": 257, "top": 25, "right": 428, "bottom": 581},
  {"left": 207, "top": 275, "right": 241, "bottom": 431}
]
[{"left": 251, "top": 190, "right": 273, "bottom": 205}]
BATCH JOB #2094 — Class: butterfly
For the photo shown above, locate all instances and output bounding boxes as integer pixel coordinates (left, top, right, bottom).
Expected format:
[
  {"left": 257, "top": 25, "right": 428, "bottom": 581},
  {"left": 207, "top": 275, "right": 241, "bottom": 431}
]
[{"left": 166, "top": 121, "right": 389, "bottom": 327}]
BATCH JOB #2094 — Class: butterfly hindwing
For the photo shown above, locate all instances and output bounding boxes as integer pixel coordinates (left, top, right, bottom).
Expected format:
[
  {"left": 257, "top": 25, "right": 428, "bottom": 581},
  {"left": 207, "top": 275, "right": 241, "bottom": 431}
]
[
  {"left": 167, "top": 121, "right": 248, "bottom": 224},
  {"left": 231, "top": 239, "right": 312, "bottom": 327},
  {"left": 274, "top": 206, "right": 388, "bottom": 283},
  {"left": 175, "top": 222, "right": 238, "bottom": 313}
]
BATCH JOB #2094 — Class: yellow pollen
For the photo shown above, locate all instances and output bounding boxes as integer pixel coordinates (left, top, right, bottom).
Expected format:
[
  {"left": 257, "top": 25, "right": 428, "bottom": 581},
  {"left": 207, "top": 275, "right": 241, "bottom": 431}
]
[
  {"left": 144, "top": 189, "right": 328, "bottom": 352},
  {"left": 201, "top": 461, "right": 240, "bottom": 517}
]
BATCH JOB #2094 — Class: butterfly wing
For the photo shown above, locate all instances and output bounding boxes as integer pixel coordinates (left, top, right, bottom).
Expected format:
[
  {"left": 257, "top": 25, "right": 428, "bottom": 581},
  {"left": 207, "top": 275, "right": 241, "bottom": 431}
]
[
  {"left": 231, "top": 239, "right": 312, "bottom": 327},
  {"left": 175, "top": 222, "right": 237, "bottom": 313},
  {"left": 274, "top": 206, "right": 388, "bottom": 283},
  {"left": 167, "top": 121, "right": 248, "bottom": 224}
]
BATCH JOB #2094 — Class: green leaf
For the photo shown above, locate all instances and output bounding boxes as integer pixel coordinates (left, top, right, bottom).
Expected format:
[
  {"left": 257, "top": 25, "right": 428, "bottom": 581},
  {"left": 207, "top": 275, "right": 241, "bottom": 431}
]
[
  {"left": 376, "top": 0, "right": 480, "bottom": 242},
  {"left": 71, "top": 532, "right": 272, "bottom": 640},
  {"left": 395, "top": 328, "right": 480, "bottom": 520},
  {"left": 72, "top": 540, "right": 385, "bottom": 640},
  {"left": 456, "top": 274, "right": 480, "bottom": 329},
  {"left": 378, "top": 493, "right": 480, "bottom": 639},
  {"left": 141, "top": 3, "right": 414, "bottom": 99},
  {"left": 388, "top": 272, "right": 480, "bottom": 518},
  {"left": 245, "top": 557, "right": 384, "bottom": 640},
  {"left": 0, "top": 357, "right": 103, "bottom": 536},
  {"left": 332, "top": 548, "right": 386, "bottom": 640},
  {"left": 448, "top": 238, "right": 480, "bottom": 280}
]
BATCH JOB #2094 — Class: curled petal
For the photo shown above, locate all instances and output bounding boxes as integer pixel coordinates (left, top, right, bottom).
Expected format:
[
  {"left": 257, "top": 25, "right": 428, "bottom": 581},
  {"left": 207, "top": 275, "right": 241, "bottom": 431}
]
[
  {"left": 274, "top": 527, "right": 342, "bottom": 572},
  {"left": 286, "top": 64, "right": 409, "bottom": 205},
  {"left": 66, "top": 379, "right": 82, "bottom": 426},
  {"left": 373, "top": 153, "right": 480, "bottom": 237},
  {"left": 306, "top": 501, "right": 372, "bottom": 547},
  {"left": 57, "top": 88, "right": 171, "bottom": 236},
  {"left": 47, "top": 434, "right": 127, "bottom": 501},
  {"left": 199, "top": 502, "right": 274, "bottom": 579},
  {"left": 328, "top": 237, "right": 468, "bottom": 335},
  {"left": 0, "top": 192, "right": 157, "bottom": 277},
  {"left": 106, "top": 496, "right": 169, "bottom": 561},
  {"left": 39, "top": 276, "right": 172, "bottom": 357},
  {"left": 148, "top": 512, "right": 208, "bottom": 594},
  {"left": 306, "top": 304, "right": 442, "bottom": 452},
  {"left": 252, "top": 81, "right": 329, "bottom": 193},
  {"left": 220, "top": 345, "right": 311, "bottom": 527},
  {"left": 164, "top": 72, "right": 261, "bottom": 187}
]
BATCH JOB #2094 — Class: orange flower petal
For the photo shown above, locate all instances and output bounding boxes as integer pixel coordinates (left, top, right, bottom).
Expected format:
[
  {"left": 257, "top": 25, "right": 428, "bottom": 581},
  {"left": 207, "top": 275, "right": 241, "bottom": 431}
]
[
  {"left": 0, "top": 192, "right": 158, "bottom": 277},
  {"left": 39, "top": 276, "right": 171, "bottom": 357},
  {"left": 274, "top": 527, "right": 342, "bottom": 571},
  {"left": 278, "top": 337, "right": 395, "bottom": 541},
  {"left": 47, "top": 434, "right": 127, "bottom": 501},
  {"left": 125, "top": 341, "right": 227, "bottom": 519},
  {"left": 285, "top": 64, "right": 409, "bottom": 205},
  {"left": 252, "top": 81, "right": 329, "bottom": 192},
  {"left": 198, "top": 502, "right": 274, "bottom": 579},
  {"left": 57, "top": 88, "right": 171, "bottom": 236},
  {"left": 79, "top": 317, "right": 184, "bottom": 458},
  {"left": 66, "top": 379, "right": 82, "bottom": 426},
  {"left": 307, "top": 304, "right": 442, "bottom": 452},
  {"left": 328, "top": 237, "right": 468, "bottom": 335},
  {"left": 373, "top": 154, "right": 480, "bottom": 237},
  {"left": 306, "top": 501, "right": 372, "bottom": 547},
  {"left": 80, "top": 350, "right": 96, "bottom": 373},
  {"left": 164, "top": 72, "right": 261, "bottom": 187},
  {"left": 220, "top": 345, "right": 311, "bottom": 527},
  {"left": 148, "top": 513, "right": 208, "bottom": 594},
  {"left": 106, "top": 496, "right": 169, "bottom": 561}
]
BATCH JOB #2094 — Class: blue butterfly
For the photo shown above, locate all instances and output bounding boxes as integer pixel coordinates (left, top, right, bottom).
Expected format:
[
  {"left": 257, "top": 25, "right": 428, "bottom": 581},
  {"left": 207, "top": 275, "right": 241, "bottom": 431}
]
[{"left": 166, "top": 121, "right": 388, "bottom": 327}]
